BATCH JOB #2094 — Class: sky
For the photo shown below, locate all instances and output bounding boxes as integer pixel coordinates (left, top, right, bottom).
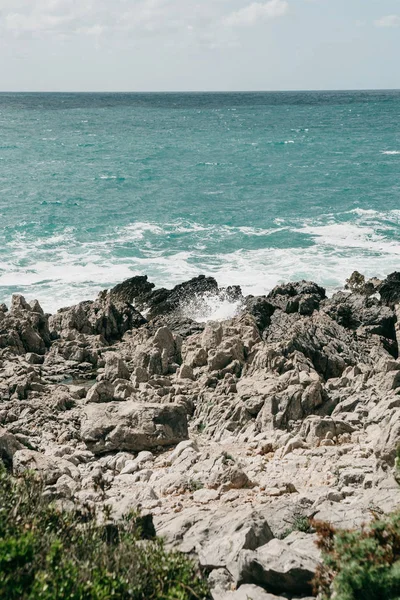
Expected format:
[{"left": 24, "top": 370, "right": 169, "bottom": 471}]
[{"left": 0, "top": 0, "right": 399, "bottom": 91}]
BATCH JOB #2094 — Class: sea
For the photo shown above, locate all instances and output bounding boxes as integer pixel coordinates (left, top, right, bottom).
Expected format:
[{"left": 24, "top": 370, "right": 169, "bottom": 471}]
[{"left": 0, "top": 90, "right": 400, "bottom": 318}]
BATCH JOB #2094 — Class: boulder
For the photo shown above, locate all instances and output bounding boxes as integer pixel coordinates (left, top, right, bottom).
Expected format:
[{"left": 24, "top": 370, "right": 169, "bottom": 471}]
[
  {"left": 235, "top": 533, "right": 320, "bottom": 596},
  {"left": 155, "top": 506, "right": 273, "bottom": 570},
  {"left": 13, "top": 450, "right": 63, "bottom": 485},
  {"left": 81, "top": 401, "right": 188, "bottom": 454},
  {"left": 104, "top": 353, "right": 130, "bottom": 381},
  {"left": 0, "top": 427, "right": 24, "bottom": 468}
]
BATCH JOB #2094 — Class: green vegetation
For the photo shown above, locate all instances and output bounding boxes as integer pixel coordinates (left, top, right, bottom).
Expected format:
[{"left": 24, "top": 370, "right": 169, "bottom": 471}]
[
  {"left": 314, "top": 448, "right": 400, "bottom": 599},
  {"left": 188, "top": 479, "right": 204, "bottom": 492},
  {"left": 0, "top": 465, "right": 209, "bottom": 600},
  {"left": 279, "top": 516, "right": 314, "bottom": 539},
  {"left": 313, "top": 514, "right": 400, "bottom": 600}
]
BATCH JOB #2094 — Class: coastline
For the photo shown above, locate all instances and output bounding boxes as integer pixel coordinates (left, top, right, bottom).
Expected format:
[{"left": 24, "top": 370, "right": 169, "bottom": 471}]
[{"left": 1, "top": 270, "right": 400, "bottom": 598}]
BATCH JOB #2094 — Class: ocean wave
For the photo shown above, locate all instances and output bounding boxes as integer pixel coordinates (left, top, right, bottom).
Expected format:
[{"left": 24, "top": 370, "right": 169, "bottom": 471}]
[
  {"left": 381, "top": 151, "right": 400, "bottom": 155},
  {"left": 1, "top": 213, "right": 399, "bottom": 314}
]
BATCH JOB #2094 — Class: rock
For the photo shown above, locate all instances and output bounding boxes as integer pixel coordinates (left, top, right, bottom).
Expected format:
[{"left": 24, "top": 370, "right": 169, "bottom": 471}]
[
  {"left": 178, "top": 364, "right": 194, "bottom": 380},
  {"left": 0, "top": 427, "right": 24, "bottom": 468},
  {"left": 110, "top": 275, "right": 155, "bottom": 305},
  {"left": 193, "top": 488, "right": 220, "bottom": 504},
  {"left": 169, "top": 439, "right": 199, "bottom": 463},
  {"left": 220, "top": 585, "right": 287, "bottom": 600},
  {"left": 267, "top": 281, "right": 326, "bottom": 316},
  {"left": 299, "top": 416, "right": 354, "bottom": 446},
  {"left": 323, "top": 291, "right": 396, "bottom": 340},
  {"left": 244, "top": 297, "right": 276, "bottom": 332},
  {"left": 13, "top": 450, "right": 62, "bottom": 485},
  {"left": 104, "top": 353, "right": 130, "bottom": 381},
  {"left": 345, "top": 271, "right": 380, "bottom": 296},
  {"left": 81, "top": 401, "right": 188, "bottom": 454},
  {"left": 146, "top": 275, "right": 219, "bottom": 320},
  {"left": 49, "top": 292, "right": 146, "bottom": 343},
  {"left": 374, "top": 409, "right": 400, "bottom": 465},
  {"left": 85, "top": 381, "right": 115, "bottom": 403},
  {"left": 236, "top": 533, "right": 320, "bottom": 596},
  {"left": 155, "top": 506, "right": 273, "bottom": 570},
  {"left": 0, "top": 295, "right": 51, "bottom": 355},
  {"left": 379, "top": 272, "right": 400, "bottom": 308}
]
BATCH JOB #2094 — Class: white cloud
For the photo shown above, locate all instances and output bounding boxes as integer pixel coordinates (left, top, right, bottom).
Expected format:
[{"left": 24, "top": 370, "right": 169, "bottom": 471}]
[
  {"left": 374, "top": 15, "right": 400, "bottom": 28},
  {"left": 224, "top": 0, "right": 289, "bottom": 27},
  {"left": 0, "top": 0, "right": 290, "bottom": 39}
]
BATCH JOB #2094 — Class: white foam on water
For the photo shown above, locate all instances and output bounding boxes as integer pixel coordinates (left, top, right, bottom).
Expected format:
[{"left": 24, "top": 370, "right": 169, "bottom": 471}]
[
  {"left": 381, "top": 151, "right": 400, "bottom": 155},
  {"left": 180, "top": 291, "right": 243, "bottom": 323},
  {"left": 1, "top": 213, "right": 400, "bottom": 316},
  {"left": 294, "top": 221, "right": 400, "bottom": 253}
]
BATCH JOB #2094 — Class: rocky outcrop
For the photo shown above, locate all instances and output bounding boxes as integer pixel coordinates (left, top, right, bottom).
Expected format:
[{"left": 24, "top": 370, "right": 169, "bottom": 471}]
[
  {"left": 0, "top": 295, "right": 50, "bottom": 355},
  {"left": 49, "top": 292, "right": 146, "bottom": 343},
  {"left": 1, "top": 272, "right": 400, "bottom": 600}
]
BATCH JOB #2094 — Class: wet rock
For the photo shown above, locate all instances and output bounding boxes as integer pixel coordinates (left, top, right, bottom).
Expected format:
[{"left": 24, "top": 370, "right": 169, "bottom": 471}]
[
  {"left": 323, "top": 291, "right": 396, "bottom": 340},
  {"left": 379, "top": 271, "right": 400, "bottom": 308}
]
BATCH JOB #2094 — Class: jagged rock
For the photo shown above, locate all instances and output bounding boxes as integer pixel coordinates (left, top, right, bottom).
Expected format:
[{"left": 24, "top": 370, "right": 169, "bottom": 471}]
[
  {"left": 267, "top": 281, "right": 326, "bottom": 316},
  {"left": 345, "top": 271, "right": 380, "bottom": 296},
  {"left": 146, "top": 275, "right": 219, "bottom": 320},
  {"left": 81, "top": 401, "right": 188, "bottom": 454},
  {"left": 235, "top": 532, "right": 320, "bottom": 596},
  {"left": 85, "top": 381, "right": 116, "bottom": 403},
  {"left": 155, "top": 506, "right": 273, "bottom": 569},
  {"left": 110, "top": 275, "right": 155, "bottom": 305},
  {"left": 379, "top": 272, "right": 400, "bottom": 308},
  {"left": 244, "top": 297, "right": 276, "bottom": 332},
  {"left": 4, "top": 273, "right": 400, "bottom": 598},
  {"left": 0, "top": 295, "right": 51, "bottom": 355},
  {"left": 49, "top": 293, "right": 146, "bottom": 343},
  {"left": 299, "top": 416, "right": 354, "bottom": 445},
  {"left": 323, "top": 291, "right": 396, "bottom": 340},
  {"left": 265, "top": 309, "right": 387, "bottom": 380},
  {"left": 104, "top": 353, "right": 130, "bottom": 381}
]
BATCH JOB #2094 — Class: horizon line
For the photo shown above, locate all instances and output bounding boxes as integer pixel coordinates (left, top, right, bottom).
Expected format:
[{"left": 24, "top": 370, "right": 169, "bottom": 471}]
[{"left": 0, "top": 87, "right": 400, "bottom": 94}]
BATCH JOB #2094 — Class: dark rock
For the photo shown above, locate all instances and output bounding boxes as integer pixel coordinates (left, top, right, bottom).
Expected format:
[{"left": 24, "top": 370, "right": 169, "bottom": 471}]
[
  {"left": 245, "top": 297, "right": 276, "bottom": 332},
  {"left": 323, "top": 291, "right": 396, "bottom": 340},
  {"left": 146, "top": 275, "right": 219, "bottom": 320},
  {"left": 49, "top": 293, "right": 146, "bottom": 343},
  {"left": 345, "top": 271, "right": 380, "bottom": 296},
  {"left": 110, "top": 275, "right": 155, "bottom": 305},
  {"left": 267, "top": 281, "right": 326, "bottom": 316},
  {"left": 379, "top": 272, "right": 400, "bottom": 308},
  {"left": 265, "top": 309, "right": 377, "bottom": 380}
]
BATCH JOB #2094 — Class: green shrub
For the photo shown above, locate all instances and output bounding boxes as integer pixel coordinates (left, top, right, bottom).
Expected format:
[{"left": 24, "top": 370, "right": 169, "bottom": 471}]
[
  {"left": 313, "top": 514, "right": 400, "bottom": 600},
  {"left": 0, "top": 465, "right": 209, "bottom": 600}
]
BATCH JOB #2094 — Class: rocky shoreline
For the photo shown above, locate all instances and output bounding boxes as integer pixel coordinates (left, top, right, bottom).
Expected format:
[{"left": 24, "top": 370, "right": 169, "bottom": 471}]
[{"left": 1, "top": 271, "right": 400, "bottom": 599}]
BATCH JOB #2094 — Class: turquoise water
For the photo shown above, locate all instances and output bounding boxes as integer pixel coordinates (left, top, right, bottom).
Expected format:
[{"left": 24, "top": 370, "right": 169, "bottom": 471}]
[{"left": 0, "top": 91, "right": 400, "bottom": 313}]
